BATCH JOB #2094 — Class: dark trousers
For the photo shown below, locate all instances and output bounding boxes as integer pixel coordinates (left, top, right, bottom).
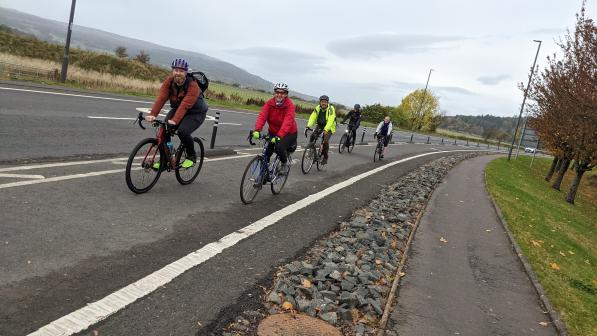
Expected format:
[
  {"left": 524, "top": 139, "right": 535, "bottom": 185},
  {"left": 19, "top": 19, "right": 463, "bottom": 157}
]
[
  {"left": 165, "top": 109, "right": 206, "bottom": 158},
  {"left": 311, "top": 127, "right": 332, "bottom": 160},
  {"left": 267, "top": 132, "right": 297, "bottom": 164}
]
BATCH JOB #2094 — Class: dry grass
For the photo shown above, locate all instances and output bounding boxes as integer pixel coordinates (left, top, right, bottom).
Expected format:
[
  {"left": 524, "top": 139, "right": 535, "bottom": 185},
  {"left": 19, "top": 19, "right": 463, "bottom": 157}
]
[{"left": 0, "top": 52, "right": 161, "bottom": 94}]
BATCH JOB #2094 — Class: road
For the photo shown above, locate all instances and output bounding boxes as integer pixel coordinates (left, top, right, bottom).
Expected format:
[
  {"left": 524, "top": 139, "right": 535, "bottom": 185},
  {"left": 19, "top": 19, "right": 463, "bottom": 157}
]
[{"left": 0, "top": 82, "right": 502, "bottom": 335}]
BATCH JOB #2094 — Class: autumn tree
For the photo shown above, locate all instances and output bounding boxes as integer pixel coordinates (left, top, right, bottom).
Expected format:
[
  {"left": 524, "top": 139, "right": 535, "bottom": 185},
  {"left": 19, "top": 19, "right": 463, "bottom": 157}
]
[
  {"left": 528, "top": 1, "right": 596, "bottom": 203},
  {"left": 397, "top": 89, "right": 441, "bottom": 132}
]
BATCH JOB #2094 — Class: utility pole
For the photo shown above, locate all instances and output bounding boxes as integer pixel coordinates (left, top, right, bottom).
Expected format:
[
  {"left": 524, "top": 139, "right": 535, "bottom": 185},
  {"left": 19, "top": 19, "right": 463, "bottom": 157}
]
[
  {"left": 60, "top": 0, "right": 77, "bottom": 83},
  {"left": 508, "top": 40, "right": 541, "bottom": 160},
  {"left": 415, "top": 68, "right": 434, "bottom": 130}
]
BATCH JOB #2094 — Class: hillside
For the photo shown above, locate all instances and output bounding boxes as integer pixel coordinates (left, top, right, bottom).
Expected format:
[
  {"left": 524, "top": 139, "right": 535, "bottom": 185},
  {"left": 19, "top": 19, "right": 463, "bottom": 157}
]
[
  {"left": 0, "top": 7, "right": 275, "bottom": 92},
  {"left": 439, "top": 115, "right": 518, "bottom": 139}
]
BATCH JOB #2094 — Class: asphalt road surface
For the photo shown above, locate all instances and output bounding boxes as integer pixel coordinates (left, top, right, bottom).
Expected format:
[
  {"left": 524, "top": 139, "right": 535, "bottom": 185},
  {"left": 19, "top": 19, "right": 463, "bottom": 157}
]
[{"left": 0, "top": 82, "right": 503, "bottom": 336}]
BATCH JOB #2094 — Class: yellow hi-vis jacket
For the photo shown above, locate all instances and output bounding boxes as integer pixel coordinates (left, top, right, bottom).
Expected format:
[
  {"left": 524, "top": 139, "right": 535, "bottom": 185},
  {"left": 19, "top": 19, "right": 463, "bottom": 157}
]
[{"left": 307, "top": 104, "right": 336, "bottom": 133}]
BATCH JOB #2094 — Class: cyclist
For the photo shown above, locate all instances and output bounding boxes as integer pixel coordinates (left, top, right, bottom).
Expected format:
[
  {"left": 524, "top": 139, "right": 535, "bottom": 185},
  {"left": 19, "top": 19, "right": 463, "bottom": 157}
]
[
  {"left": 252, "top": 82, "right": 298, "bottom": 175},
  {"left": 145, "top": 58, "right": 208, "bottom": 169},
  {"left": 340, "top": 103, "right": 362, "bottom": 145},
  {"left": 374, "top": 116, "right": 393, "bottom": 158},
  {"left": 306, "top": 95, "right": 336, "bottom": 165}
]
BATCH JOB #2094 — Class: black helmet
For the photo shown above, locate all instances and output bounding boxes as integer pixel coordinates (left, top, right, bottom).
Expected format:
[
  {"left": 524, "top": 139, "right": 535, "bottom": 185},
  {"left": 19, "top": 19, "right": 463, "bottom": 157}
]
[
  {"left": 319, "top": 95, "right": 329, "bottom": 101},
  {"left": 354, "top": 104, "right": 361, "bottom": 110}
]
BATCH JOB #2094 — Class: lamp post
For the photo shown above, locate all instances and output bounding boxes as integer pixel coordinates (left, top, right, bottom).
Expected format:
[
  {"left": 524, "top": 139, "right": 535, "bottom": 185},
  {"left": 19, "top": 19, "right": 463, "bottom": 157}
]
[
  {"left": 415, "top": 68, "right": 434, "bottom": 130},
  {"left": 60, "top": 0, "right": 77, "bottom": 83},
  {"left": 508, "top": 40, "right": 541, "bottom": 160}
]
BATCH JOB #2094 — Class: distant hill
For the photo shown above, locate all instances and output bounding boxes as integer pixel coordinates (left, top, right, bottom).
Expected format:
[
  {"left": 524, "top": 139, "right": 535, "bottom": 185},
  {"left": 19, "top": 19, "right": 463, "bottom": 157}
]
[
  {"left": 0, "top": 6, "right": 313, "bottom": 100},
  {"left": 440, "top": 115, "right": 518, "bottom": 139}
]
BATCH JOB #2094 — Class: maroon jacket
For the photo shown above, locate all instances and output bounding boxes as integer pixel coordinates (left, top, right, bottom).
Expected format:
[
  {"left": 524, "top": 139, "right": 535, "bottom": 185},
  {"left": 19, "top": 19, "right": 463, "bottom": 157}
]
[
  {"left": 254, "top": 97, "right": 298, "bottom": 137},
  {"left": 149, "top": 76, "right": 201, "bottom": 124}
]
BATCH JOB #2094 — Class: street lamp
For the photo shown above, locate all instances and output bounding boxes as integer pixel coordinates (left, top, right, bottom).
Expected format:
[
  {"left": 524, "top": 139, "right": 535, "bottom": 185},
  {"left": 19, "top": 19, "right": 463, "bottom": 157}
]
[
  {"left": 415, "top": 68, "right": 434, "bottom": 129},
  {"left": 508, "top": 40, "right": 542, "bottom": 160},
  {"left": 60, "top": 0, "right": 77, "bottom": 83}
]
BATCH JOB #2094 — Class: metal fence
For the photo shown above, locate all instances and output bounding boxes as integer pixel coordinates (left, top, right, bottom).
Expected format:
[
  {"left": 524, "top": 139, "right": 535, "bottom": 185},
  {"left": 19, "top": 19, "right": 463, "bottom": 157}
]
[{"left": 0, "top": 62, "right": 59, "bottom": 81}]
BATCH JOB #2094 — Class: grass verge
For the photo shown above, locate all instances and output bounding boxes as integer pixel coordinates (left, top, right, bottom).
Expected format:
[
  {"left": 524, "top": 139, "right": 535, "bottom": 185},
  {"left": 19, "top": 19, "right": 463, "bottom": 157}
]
[{"left": 485, "top": 156, "right": 596, "bottom": 336}]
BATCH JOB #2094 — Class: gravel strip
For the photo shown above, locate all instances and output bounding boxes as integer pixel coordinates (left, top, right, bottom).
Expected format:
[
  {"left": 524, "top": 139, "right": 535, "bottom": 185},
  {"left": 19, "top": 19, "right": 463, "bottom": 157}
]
[{"left": 222, "top": 153, "right": 485, "bottom": 335}]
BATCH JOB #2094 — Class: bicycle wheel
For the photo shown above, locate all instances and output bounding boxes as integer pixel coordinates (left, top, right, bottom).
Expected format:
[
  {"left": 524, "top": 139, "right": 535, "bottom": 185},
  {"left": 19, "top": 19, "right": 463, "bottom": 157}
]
[
  {"left": 348, "top": 133, "right": 356, "bottom": 153},
  {"left": 373, "top": 142, "right": 382, "bottom": 162},
  {"left": 175, "top": 137, "right": 205, "bottom": 185},
  {"left": 301, "top": 146, "right": 315, "bottom": 174},
  {"left": 240, "top": 156, "right": 264, "bottom": 204},
  {"left": 125, "top": 138, "right": 163, "bottom": 194},
  {"left": 316, "top": 146, "right": 325, "bottom": 171},
  {"left": 270, "top": 154, "right": 289, "bottom": 195},
  {"left": 339, "top": 134, "right": 347, "bottom": 154}
]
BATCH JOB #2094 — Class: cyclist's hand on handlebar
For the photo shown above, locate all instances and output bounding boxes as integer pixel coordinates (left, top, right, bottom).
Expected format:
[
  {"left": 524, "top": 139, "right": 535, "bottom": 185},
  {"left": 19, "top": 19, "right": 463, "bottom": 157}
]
[
  {"left": 167, "top": 120, "right": 177, "bottom": 125},
  {"left": 145, "top": 115, "right": 156, "bottom": 122},
  {"left": 252, "top": 131, "right": 261, "bottom": 139},
  {"left": 271, "top": 136, "right": 280, "bottom": 143}
]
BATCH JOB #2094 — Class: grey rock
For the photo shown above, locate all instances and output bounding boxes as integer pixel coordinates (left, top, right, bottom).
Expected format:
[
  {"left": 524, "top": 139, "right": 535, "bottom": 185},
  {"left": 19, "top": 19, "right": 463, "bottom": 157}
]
[
  {"left": 319, "top": 311, "right": 338, "bottom": 325},
  {"left": 267, "top": 291, "right": 282, "bottom": 304},
  {"left": 329, "top": 270, "right": 342, "bottom": 281},
  {"left": 337, "top": 307, "right": 353, "bottom": 322}
]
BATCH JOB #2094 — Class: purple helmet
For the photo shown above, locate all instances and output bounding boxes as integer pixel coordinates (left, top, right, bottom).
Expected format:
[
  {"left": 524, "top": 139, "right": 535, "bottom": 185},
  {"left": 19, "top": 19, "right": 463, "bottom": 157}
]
[{"left": 171, "top": 58, "right": 189, "bottom": 71}]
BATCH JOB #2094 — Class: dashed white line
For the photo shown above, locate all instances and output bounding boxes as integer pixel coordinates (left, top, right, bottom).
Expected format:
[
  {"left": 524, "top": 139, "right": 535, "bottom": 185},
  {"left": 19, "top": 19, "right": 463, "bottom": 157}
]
[
  {"left": 27, "top": 149, "right": 485, "bottom": 336},
  {"left": 0, "top": 173, "right": 45, "bottom": 179}
]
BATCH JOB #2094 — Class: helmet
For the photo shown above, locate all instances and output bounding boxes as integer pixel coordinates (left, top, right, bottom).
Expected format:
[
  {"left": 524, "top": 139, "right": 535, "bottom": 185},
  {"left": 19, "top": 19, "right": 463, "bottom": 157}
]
[
  {"left": 319, "top": 95, "right": 329, "bottom": 101},
  {"left": 354, "top": 104, "right": 361, "bottom": 110},
  {"left": 274, "top": 82, "right": 289, "bottom": 92},
  {"left": 171, "top": 58, "right": 189, "bottom": 71}
]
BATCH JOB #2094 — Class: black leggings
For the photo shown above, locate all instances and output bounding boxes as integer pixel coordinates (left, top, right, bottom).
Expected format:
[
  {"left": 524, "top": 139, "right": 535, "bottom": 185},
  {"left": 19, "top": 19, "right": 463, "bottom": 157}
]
[
  {"left": 267, "top": 132, "right": 297, "bottom": 164},
  {"left": 165, "top": 109, "right": 206, "bottom": 158}
]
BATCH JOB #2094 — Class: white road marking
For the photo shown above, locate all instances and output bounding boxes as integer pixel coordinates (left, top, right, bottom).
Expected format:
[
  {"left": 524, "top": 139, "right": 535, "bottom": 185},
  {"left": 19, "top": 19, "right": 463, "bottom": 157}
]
[
  {"left": 0, "top": 86, "right": 152, "bottom": 104},
  {"left": 88, "top": 116, "right": 137, "bottom": 120},
  {"left": 0, "top": 154, "right": 252, "bottom": 189},
  {"left": 0, "top": 173, "right": 45, "bottom": 179},
  {"left": 28, "top": 149, "right": 485, "bottom": 336}
]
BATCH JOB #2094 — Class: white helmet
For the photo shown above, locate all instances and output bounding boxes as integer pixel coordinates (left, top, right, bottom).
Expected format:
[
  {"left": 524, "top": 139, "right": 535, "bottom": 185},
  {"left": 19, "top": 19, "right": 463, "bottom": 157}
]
[{"left": 274, "top": 82, "right": 289, "bottom": 92}]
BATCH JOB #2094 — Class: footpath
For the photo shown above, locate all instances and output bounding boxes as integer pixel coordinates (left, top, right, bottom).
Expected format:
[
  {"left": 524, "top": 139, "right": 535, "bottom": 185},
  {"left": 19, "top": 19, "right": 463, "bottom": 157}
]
[{"left": 391, "top": 155, "right": 557, "bottom": 336}]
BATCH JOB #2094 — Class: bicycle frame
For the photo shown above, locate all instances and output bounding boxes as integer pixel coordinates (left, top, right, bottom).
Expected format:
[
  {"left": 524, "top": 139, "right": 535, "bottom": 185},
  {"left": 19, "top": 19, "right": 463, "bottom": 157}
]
[{"left": 136, "top": 112, "right": 178, "bottom": 171}]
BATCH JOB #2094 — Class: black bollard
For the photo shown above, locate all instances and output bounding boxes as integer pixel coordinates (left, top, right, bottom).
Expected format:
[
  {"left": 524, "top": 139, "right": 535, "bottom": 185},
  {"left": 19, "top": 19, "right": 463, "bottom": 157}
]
[{"left": 209, "top": 110, "right": 220, "bottom": 149}]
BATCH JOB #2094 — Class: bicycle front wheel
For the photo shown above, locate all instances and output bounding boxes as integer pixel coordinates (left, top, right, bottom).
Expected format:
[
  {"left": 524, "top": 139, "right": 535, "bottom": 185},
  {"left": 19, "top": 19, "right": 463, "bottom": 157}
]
[
  {"left": 374, "top": 143, "right": 382, "bottom": 162},
  {"left": 175, "top": 137, "right": 205, "bottom": 185},
  {"left": 270, "top": 155, "right": 289, "bottom": 195},
  {"left": 301, "top": 147, "right": 315, "bottom": 174},
  {"left": 240, "top": 156, "right": 264, "bottom": 204},
  {"left": 339, "top": 134, "right": 347, "bottom": 154},
  {"left": 125, "top": 138, "right": 163, "bottom": 194}
]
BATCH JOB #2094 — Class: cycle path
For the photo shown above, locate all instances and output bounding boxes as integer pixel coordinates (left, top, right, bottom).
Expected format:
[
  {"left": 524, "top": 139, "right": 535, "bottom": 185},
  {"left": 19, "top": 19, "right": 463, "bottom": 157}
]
[{"left": 391, "top": 155, "right": 557, "bottom": 336}]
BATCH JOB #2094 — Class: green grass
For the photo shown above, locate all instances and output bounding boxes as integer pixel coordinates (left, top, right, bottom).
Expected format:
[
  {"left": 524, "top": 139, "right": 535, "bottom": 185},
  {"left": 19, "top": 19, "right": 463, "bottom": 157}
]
[{"left": 485, "top": 156, "right": 596, "bottom": 335}]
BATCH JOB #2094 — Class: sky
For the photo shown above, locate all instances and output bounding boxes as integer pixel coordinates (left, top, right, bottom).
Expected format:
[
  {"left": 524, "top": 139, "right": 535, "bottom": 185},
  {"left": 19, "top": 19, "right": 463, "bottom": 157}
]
[{"left": 1, "top": 0, "right": 594, "bottom": 116}]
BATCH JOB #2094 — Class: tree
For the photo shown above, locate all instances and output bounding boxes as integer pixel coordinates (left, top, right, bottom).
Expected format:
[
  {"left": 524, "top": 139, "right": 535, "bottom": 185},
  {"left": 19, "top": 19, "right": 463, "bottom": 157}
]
[
  {"left": 114, "top": 46, "right": 128, "bottom": 58},
  {"left": 134, "top": 50, "right": 150, "bottom": 64},
  {"left": 397, "top": 89, "right": 441, "bottom": 131},
  {"left": 528, "top": 1, "right": 596, "bottom": 203}
]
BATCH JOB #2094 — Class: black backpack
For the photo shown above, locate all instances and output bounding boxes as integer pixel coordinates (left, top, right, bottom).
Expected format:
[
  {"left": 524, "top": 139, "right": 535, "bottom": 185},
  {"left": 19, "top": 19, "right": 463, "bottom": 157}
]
[{"left": 188, "top": 71, "right": 209, "bottom": 93}]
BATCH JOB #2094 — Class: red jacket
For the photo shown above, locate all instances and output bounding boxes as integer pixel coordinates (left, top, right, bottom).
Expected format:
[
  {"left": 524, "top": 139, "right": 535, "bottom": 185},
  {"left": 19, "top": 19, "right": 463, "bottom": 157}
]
[
  {"left": 149, "top": 76, "right": 201, "bottom": 124},
  {"left": 254, "top": 97, "right": 297, "bottom": 137}
]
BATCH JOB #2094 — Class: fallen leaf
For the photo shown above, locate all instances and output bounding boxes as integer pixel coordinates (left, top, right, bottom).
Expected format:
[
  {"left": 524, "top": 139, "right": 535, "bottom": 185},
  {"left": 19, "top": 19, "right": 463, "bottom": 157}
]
[
  {"left": 550, "top": 263, "right": 560, "bottom": 270},
  {"left": 539, "top": 322, "right": 549, "bottom": 327},
  {"left": 559, "top": 251, "right": 566, "bottom": 257},
  {"left": 399, "top": 272, "right": 406, "bottom": 277},
  {"left": 440, "top": 237, "right": 448, "bottom": 243},
  {"left": 281, "top": 301, "right": 294, "bottom": 310},
  {"left": 531, "top": 240, "right": 542, "bottom": 247},
  {"left": 302, "top": 279, "right": 312, "bottom": 288},
  {"left": 568, "top": 251, "right": 575, "bottom": 255}
]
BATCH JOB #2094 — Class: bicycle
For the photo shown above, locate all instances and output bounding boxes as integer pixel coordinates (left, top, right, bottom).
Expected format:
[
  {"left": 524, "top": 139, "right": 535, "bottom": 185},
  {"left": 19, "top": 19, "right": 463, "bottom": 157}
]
[
  {"left": 239, "top": 132, "right": 295, "bottom": 204},
  {"left": 125, "top": 112, "right": 205, "bottom": 194},
  {"left": 338, "top": 123, "right": 356, "bottom": 154},
  {"left": 301, "top": 127, "right": 326, "bottom": 174},
  {"left": 373, "top": 133, "right": 387, "bottom": 162}
]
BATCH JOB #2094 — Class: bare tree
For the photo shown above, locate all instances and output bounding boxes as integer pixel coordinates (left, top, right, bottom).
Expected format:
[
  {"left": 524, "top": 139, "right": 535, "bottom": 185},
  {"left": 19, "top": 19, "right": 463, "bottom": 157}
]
[
  {"left": 114, "top": 46, "right": 128, "bottom": 58},
  {"left": 134, "top": 50, "right": 150, "bottom": 64}
]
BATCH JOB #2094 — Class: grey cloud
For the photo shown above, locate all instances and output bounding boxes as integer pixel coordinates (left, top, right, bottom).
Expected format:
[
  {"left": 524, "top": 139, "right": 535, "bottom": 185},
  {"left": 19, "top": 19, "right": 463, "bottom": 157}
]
[
  {"left": 392, "top": 81, "right": 476, "bottom": 96},
  {"left": 228, "top": 47, "right": 328, "bottom": 73},
  {"left": 327, "top": 33, "right": 464, "bottom": 59},
  {"left": 477, "top": 74, "right": 510, "bottom": 85}
]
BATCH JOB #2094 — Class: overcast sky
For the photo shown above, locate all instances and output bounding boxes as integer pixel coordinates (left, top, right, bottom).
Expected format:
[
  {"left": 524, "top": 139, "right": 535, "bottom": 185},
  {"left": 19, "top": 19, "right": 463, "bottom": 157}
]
[{"left": 2, "top": 0, "right": 594, "bottom": 116}]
